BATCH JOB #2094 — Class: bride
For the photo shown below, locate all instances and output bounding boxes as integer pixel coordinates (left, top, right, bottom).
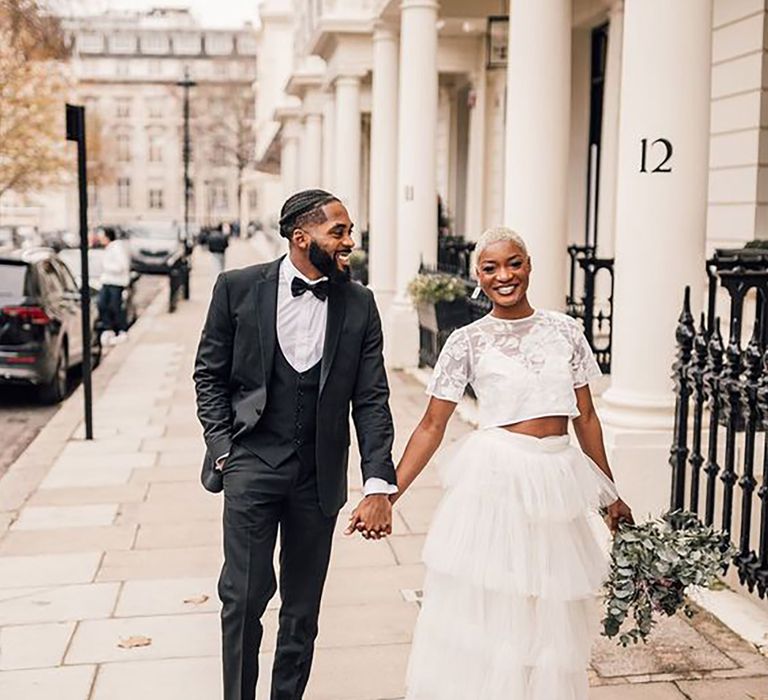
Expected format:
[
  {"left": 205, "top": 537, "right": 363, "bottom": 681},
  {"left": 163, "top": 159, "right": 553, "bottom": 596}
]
[{"left": 388, "top": 227, "right": 632, "bottom": 699}]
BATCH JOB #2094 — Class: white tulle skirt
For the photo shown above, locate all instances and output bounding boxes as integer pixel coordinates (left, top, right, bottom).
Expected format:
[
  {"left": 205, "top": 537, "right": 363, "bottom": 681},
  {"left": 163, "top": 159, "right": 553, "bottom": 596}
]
[{"left": 405, "top": 428, "right": 618, "bottom": 700}]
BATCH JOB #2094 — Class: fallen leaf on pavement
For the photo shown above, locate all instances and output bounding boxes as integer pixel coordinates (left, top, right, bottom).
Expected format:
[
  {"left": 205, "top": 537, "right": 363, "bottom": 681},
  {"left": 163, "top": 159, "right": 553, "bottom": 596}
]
[
  {"left": 183, "top": 594, "right": 210, "bottom": 606},
  {"left": 117, "top": 635, "right": 152, "bottom": 649}
]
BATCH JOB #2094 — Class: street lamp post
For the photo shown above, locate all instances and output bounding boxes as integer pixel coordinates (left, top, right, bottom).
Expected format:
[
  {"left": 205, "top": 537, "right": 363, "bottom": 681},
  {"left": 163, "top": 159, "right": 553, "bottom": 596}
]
[{"left": 176, "top": 67, "right": 197, "bottom": 253}]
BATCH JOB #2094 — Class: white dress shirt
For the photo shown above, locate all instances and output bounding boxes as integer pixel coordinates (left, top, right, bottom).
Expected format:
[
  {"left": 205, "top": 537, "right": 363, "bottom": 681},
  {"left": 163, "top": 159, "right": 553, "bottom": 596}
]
[{"left": 225, "top": 257, "right": 396, "bottom": 496}]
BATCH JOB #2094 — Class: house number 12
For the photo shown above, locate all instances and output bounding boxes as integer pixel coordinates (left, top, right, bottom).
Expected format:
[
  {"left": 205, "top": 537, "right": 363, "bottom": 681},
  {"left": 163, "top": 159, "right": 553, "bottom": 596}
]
[{"left": 640, "top": 138, "right": 673, "bottom": 173}]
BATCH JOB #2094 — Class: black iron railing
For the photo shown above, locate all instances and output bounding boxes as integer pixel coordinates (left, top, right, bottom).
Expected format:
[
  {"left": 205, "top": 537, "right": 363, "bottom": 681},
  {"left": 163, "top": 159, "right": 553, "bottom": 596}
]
[
  {"left": 566, "top": 244, "right": 614, "bottom": 373},
  {"left": 669, "top": 243, "right": 768, "bottom": 598}
]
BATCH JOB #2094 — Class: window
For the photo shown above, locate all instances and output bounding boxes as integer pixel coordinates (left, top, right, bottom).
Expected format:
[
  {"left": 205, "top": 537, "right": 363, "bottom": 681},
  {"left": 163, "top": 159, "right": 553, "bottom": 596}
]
[
  {"left": 79, "top": 33, "right": 104, "bottom": 53},
  {"left": 205, "top": 33, "right": 233, "bottom": 55},
  {"left": 87, "top": 184, "right": 99, "bottom": 209},
  {"left": 110, "top": 33, "right": 136, "bottom": 54},
  {"left": 173, "top": 33, "right": 201, "bottom": 55},
  {"left": 117, "top": 178, "right": 131, "bottom": 208},
  {"left": 148, "top": 98, "right": 164, "bottom": 119},
  {"left": 117, "top": 134, "right": 131, "bottom": 162},
  {"left": 149, "top": 188, "right": 164, "bottom": 209},
  {"left": 212, "top": 140, "right": 227, "bottom": 167},
  {"left": 248, "top": 189, "right": 258, "bottom": 210},
  {"left": 141, "top": 34, "right": 169, "bottom": 54},
  {"left": 213, "top": 182, "right": 228, "bottom": 210},
  {"left": 116, "top": 98, "right": 131, "bottom": 118},
  {"left": 148, "top": 134, "right": 163, "bottom": 163}
]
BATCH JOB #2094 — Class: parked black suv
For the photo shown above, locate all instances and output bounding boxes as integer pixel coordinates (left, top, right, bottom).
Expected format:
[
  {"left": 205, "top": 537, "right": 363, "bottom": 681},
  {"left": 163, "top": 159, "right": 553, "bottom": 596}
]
[{"left": 0, "top": 248, "right": 101, "bottom": 403}]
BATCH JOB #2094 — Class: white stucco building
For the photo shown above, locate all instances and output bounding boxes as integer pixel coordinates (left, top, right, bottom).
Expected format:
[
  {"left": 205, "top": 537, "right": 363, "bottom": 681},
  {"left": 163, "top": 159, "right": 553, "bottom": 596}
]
[
  {"left": 255, "top": 0, "right": 768, "bottom": 607},
  {"left": 60, "top": 7, "right": 259, "bottom": 229}
]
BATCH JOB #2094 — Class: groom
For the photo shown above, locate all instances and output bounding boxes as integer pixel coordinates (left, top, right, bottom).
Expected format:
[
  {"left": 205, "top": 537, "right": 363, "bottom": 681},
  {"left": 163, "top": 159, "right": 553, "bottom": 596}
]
[{"left": 194, "top": 189, "right": 397, "bottom": 700}]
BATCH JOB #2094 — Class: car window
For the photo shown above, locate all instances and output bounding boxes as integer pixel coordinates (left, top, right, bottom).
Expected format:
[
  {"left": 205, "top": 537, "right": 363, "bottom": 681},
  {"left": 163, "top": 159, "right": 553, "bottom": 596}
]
[
  {"left": 54, "top": 259, "right": 79, "bottom": 293},
  {"left": 0, "top": 262, "right": 29, "bottom": 298},
  {"left": 39, "top": 260, "right": 65, "bottom": 297}
]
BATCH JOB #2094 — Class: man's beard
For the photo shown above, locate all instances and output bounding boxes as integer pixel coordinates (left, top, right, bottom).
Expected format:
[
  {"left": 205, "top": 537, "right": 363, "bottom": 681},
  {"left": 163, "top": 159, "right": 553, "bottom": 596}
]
[{"left": 309, "top": 241, "right": 350, "bottom": 284}]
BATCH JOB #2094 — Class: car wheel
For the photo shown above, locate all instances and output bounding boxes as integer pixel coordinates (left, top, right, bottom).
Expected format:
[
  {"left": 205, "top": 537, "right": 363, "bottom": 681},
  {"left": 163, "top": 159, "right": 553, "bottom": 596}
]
[{"left": 39, "top": 345, "right": 69, "bottom": 404}]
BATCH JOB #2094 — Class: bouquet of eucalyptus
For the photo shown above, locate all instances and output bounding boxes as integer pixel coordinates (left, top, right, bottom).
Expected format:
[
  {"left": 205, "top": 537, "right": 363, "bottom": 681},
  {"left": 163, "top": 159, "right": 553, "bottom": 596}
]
[{"left": 602, "top": 510, "right": 735, "bottom": 646}]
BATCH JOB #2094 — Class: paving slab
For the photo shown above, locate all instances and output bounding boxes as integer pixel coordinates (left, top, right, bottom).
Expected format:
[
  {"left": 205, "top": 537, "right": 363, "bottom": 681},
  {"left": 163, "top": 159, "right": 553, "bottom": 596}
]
[
  {"left": 114, "top": 577, "right": 221, "bottom": 617},
  {"left": 0, "top": 621, "right": 75, "bottom": 670},
  {"left": 133, "top": 520, "right": 219, "bottom": 549},
  {"left": 677, "top": 677, "right": 768, "bottom": 699},
  {"left": 592, "top": 614, "right": 739, "bottom": 677},
  {"left": 304, "top": 643, "right": 410, "bottom": 700},
  {"left": 26, "top": 483, "right": 148, "bottom": 506},
  {"left": 0, "top": 664, "right": 96, "bottom": 700},
  {"left": 40, "top": 465, "right": 135, "bottom": 489},
  {"left": 11, "top": 504, "right": 118, "bottom": 531},
  {"left": 0, "top": 552, "right": 101, "bottom": 588},
  {"left": 96, "top": 546, "right": 222, "bottom": 581},
  {"left": 589, "top": 683, "right": 688, "bottom": 699},
  {"left": 91, "top": 657, "right": 222, "bottom": 700},
  {"left": 0, "top": 525, "right": 136, "bottom": 555},
  {"left": 66, "top": 612, "right": 220, "bottom": 664},
  {"left": 315, "top": 602, "right": 418, "bottom": 648},
  {"left": 0, "top": 583, "right": 120, "bottom": 625}
]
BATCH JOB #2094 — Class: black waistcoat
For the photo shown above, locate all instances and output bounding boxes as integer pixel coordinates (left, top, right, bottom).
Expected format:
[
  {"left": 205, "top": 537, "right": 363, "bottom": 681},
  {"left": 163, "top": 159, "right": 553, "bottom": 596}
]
[{"left": 239, "top": 343, "right": 321, "bottom": 469}]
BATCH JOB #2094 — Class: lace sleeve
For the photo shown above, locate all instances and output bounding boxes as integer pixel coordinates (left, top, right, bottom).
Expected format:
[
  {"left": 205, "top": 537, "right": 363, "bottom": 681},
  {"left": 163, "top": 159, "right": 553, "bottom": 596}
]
[
  {"left": 570, "top": 324, "right": 602, "bottom": 387},
  {"left": 425, "top": 328, "right": 473, "bottom": 402}
]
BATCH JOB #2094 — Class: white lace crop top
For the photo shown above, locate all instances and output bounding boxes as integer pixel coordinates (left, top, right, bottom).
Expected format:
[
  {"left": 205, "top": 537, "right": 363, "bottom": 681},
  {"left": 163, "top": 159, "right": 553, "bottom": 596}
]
[{"left": 426, "top": 310, "right": 602, "bottom": 429}]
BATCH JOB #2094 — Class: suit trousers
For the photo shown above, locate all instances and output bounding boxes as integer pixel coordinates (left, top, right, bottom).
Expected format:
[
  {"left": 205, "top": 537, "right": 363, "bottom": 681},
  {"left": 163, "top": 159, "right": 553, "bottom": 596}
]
[{"left": 219, "top": 444, "right": 337, "bottom": 700}]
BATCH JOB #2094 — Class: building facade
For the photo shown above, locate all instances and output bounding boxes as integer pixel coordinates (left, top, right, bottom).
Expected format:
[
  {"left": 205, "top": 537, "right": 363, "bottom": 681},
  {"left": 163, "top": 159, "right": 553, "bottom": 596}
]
[
  {"left": 62, "top": 7, "right": 258, "bottom": 229},
  {"left": 255, "top": 0, "right": 768, "bottom": 607}
]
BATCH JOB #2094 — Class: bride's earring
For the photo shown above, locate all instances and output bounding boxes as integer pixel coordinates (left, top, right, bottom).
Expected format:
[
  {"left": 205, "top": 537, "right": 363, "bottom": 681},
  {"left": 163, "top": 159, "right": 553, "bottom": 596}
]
[{"left": 471, "top": 286, "right": 482, "bottom": 300}]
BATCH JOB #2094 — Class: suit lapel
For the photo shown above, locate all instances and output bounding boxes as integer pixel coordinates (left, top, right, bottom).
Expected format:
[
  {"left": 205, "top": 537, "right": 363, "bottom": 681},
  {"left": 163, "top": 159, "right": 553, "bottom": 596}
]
[
  {"left": 320, "top": 282, "right": 346, "bottom": 395},
  {"left": 253, "top": 258, "right": 282, "bottom": 381}
]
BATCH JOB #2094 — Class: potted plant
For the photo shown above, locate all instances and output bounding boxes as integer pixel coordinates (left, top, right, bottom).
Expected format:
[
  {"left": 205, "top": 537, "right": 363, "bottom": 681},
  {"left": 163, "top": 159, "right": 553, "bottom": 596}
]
[{"left": 407, "top": 272, "right": 470, "bottom": 333}]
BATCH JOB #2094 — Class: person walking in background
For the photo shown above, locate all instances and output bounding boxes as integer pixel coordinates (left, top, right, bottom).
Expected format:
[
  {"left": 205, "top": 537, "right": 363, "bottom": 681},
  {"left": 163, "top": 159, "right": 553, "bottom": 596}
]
[
  {"left": 207, "top": 223, "right": 229, "bottom": 276},
  {"left": 98, "top": 227, "right": 130, "bottom": 346}
]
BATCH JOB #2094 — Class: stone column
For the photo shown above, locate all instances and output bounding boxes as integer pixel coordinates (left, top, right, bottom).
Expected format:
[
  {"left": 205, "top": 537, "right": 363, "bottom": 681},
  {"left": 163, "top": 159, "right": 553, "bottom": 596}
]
[
  {"left": 503, "top": 0, "right": 571, "bottom": 310},
  {"left": 369, "top": 23, "right": 399, "bottom": 314},
  {"left": 322, "top": 91, "right": 335, "bottom": 190},
  {"left": 333, "top": 75, "right": 362, "bottom": 223},
  {"left": 280, "top": 117, "right": 301, "bottom": 201},
  {"left": 302, "top": 111, "right": 323, "bottom": 189},
  {"left": 464, "top": 70, "right": 487, "bottom": 241},
  {"left": 599, "top": 0, "right": 713, "bottom": 517},
  {"left": 385, "top": 0, "right": 439, "bottom": 368},
  {"left": 595, "top": 0, "right": 624, "bottom": 258}
]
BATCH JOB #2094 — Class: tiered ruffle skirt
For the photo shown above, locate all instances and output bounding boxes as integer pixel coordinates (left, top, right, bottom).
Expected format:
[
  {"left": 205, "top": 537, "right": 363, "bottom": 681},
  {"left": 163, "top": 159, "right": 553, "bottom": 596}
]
[{"left": 405, "top": 429, "right": 618, "bottom": 700}]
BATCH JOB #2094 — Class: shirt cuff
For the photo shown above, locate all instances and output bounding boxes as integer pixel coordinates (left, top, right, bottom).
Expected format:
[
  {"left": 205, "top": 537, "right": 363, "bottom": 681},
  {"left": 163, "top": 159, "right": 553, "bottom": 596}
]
[{"left": 362, "top": 477, "right": 398, "bottom": 496}]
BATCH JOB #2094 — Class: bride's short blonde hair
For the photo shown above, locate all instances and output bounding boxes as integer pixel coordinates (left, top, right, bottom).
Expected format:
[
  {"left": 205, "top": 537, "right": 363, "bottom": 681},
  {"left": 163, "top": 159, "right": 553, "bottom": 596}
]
[{"left": 474, "top": 227, "right": 528, "bottom": 260}]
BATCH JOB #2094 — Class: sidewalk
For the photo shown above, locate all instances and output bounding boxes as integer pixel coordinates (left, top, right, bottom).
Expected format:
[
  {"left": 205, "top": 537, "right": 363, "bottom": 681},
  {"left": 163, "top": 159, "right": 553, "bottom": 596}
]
[{"left": 0, "top": 240, "right": 766, "bottom": 700}]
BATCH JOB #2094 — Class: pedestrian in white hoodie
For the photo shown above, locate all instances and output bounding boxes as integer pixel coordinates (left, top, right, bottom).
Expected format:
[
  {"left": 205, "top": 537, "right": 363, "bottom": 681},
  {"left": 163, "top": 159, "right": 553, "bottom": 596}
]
[{"left": 98, "top": 228, "right": 131, "bottom": 345}]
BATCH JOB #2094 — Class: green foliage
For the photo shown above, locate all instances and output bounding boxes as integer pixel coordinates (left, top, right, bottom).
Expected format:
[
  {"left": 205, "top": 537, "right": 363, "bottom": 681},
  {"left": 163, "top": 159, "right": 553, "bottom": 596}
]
[
  {"left": 602, "top": 510, "right": 735, "bottom": 647},
  {"left": 407, "top": 273, "right": 467, "bottom": 305}
]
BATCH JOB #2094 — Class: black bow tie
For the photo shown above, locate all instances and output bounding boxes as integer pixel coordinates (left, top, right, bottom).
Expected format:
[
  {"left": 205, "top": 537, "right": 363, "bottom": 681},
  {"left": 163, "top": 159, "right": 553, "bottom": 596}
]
[{"left": 291, "top": 277, "right": 329, "bottom": 301}]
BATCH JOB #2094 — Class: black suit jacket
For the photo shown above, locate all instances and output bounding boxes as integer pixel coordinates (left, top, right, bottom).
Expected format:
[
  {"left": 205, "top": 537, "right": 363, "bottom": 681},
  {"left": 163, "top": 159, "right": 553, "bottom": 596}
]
[{"left": 193, "top": 257, "right": 396, "bottom": 516}]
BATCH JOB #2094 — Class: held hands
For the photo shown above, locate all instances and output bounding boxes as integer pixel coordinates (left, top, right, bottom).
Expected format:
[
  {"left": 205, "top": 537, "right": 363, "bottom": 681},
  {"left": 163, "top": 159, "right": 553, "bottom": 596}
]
[
  {"left": 605, "top": 497, "right": 634, "bottom": 534},
  {"left": 344, "top": 494, "right": 393, "bottom": 540}
]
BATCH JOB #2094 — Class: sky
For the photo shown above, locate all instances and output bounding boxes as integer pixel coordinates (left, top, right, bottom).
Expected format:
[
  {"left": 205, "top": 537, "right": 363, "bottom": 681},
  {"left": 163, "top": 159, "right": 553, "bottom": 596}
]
[{"left": 54, "top": 0, "right": 261, "bottom": 29}]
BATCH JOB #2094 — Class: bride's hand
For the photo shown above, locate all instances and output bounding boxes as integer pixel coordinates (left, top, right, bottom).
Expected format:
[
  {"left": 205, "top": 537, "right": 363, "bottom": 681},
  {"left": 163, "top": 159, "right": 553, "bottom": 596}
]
[{"left": 605, "top": 498, "right": 634, "bottom": 534}]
